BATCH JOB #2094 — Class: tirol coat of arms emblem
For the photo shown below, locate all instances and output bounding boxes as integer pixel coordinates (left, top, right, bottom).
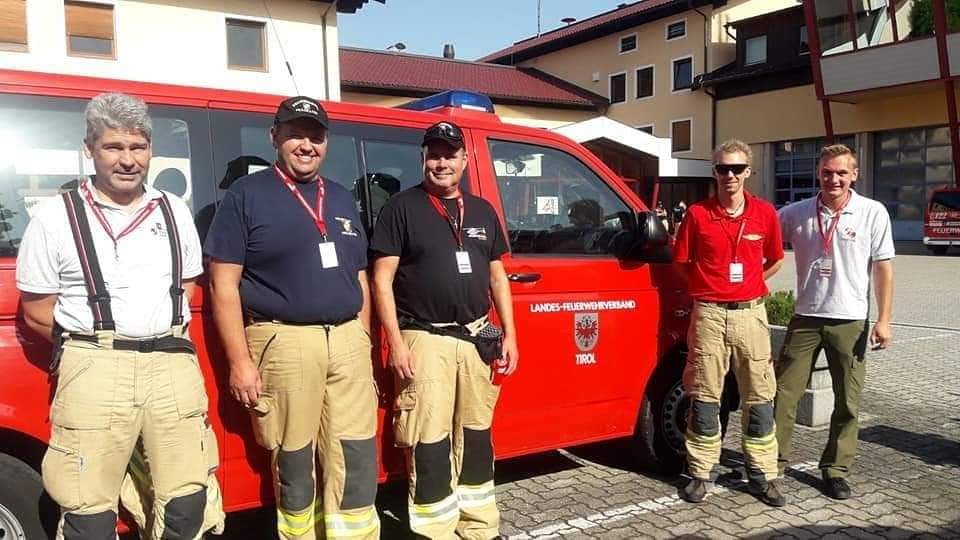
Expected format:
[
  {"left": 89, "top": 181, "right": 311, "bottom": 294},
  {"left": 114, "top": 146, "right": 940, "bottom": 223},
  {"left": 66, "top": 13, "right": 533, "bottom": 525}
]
[{"left": 574, "top": 312, "right": 599, "bottom": 352}]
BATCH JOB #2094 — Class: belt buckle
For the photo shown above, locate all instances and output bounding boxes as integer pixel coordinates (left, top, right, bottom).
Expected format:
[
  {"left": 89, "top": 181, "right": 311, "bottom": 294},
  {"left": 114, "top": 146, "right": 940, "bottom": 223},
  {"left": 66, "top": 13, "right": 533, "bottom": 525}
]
[{"left": 137, "top": 339, "right": 157, "bottom": 353}]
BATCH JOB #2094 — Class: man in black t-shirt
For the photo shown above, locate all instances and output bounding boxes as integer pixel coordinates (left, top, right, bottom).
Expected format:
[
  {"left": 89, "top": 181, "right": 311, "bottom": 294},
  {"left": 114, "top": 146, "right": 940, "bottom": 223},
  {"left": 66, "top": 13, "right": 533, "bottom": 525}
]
[
  {"left": 371, "top": 121, "right": 519, "bottom": 540},
  {"left": 205, "top": 96, "right": 379, "bottom": 540}
]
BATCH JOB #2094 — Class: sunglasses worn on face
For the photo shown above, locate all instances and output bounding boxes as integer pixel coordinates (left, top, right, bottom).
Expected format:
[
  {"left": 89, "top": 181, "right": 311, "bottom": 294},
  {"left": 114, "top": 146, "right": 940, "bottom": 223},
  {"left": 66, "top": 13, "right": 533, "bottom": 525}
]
[{"left": 714, "top": 163, "right": 748, "bottom": 175}]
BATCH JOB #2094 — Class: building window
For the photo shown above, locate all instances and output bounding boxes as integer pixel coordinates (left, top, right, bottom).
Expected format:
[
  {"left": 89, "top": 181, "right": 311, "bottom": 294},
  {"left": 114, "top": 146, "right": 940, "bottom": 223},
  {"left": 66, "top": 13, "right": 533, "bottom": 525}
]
[
  {"left": 745, "top": 35, "right": 767, "bottom": 65},
  {"left": 636, "top": 124, "right": 654, "bottom": 135},
  {"left": 0, "top": 0, "right": 27, "bottom": 52},
  {"left": 226, "top": 18, "right": 267, "bottom": 71},
  {"left": 774, "top": 136, "right": 855, "bottom": 208},
  {"left": 875, "top": 126, "right": 953, "bottom": 238},
  {"left": 666, "top": 20, "right": 686, "bottom": 41},
  {"left": 609, "top": 72, "right": 627, "bottom": 104},
  {"left": 65, "top": 1, "right": 115, "bottom": 58},
  {"left": 636, "top": 65, "right": 654, "bottom": 99},
  {"left": 672, "top": 56, "right": 693, "bottom": 92},
  {"left": 671, "top": 119, "right": 691, "bottom": 153},
  {"left": 799, "top": 25, "right": 809, "bottom": 55},
  {"left": 619, "top": 34, "right": 637, "bottom": 54}
]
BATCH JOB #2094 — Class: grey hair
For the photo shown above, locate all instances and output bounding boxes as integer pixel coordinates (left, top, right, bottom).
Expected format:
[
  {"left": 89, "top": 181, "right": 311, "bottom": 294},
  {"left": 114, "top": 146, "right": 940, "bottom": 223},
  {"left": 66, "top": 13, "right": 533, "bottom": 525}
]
[{"left": 84, "top": 92, "right": 152, "bottom": 143}]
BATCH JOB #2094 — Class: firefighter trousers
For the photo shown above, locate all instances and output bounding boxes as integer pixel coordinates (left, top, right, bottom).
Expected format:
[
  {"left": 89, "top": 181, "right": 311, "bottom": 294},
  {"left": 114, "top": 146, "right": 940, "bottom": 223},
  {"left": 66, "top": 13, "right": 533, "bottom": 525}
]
[
  {"left": 682, "top": 301, "right": 779, "bottom": 483},
  {"left": 42, "top": 336, "right": 212, "bottom": 540},
  {"left": 245, "top": 319, "right": 380, "bottom": 540},
  {"left": 393, "top": 329, "right": 502, "bottom": 540}
]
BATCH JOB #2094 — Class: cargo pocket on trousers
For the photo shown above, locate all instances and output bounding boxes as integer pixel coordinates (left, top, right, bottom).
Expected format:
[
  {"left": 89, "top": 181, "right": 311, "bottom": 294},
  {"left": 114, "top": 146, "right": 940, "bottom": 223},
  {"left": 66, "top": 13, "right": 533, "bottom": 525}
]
[
  {"left": 250, "top": 395, "right": 282, "bottom": 450},
  {"left": 392, "top": 390, "right": 418, "bottom": 448},
  {"left": 171, "top": 354, "right": 209, "bottom": 419},
  {"left": 51, "top": 356, "right": 113, "bottom": 430},
  {"left": 42, "top": 427, "right": 82, "bottom": 510},
  {"left": 202, "top": 417, "right": 220, "bottom": 474}
]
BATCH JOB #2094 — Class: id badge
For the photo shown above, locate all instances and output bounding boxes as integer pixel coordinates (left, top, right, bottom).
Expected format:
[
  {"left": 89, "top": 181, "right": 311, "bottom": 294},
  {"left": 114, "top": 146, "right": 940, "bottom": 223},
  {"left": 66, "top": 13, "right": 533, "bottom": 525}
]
[
  {"left": 456, "top": 250, "right": 472, "bottom": 274},
  {"left": 729, "top": 262, "right": 744, "bottom": 284},
  {"left": 819, "top": 256, "right": 833, "bottom": 278},
  {"left": 319, "top": 242, "right": 339, "bottom": 269}
]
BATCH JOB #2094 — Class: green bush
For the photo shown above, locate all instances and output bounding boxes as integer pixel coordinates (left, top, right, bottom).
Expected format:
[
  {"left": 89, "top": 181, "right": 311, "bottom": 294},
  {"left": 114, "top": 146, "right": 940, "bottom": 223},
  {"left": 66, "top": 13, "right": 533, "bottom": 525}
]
[
  {"left": 909, "top": 0, "right": 960, "bottom": 38},
  {"left": 766, "top": 290, "right": 795, "bottom": 327}
]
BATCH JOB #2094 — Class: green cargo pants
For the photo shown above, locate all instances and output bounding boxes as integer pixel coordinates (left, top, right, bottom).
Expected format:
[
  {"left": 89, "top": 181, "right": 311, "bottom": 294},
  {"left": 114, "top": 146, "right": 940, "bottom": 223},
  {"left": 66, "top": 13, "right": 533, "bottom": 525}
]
[{"left": 774, "top": 315, "right": 868, "bottom": 479}]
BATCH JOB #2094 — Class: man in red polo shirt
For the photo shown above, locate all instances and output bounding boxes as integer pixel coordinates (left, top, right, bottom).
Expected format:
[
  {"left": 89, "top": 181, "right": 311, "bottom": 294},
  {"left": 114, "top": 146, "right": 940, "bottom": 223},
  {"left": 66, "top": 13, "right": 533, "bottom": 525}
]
[{"left": 674, "top": 139, "right": 785, "bottom": 506}]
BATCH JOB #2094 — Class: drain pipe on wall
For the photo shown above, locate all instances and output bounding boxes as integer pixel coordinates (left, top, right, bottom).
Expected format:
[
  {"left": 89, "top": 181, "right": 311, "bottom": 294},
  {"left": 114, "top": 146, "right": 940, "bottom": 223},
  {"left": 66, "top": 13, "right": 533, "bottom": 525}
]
[
  {"left": 690, "top": 0, "right": 714, "bottom": 149},
  {"left": 321, "top": 0, "right": 339, "bottom": 100}
]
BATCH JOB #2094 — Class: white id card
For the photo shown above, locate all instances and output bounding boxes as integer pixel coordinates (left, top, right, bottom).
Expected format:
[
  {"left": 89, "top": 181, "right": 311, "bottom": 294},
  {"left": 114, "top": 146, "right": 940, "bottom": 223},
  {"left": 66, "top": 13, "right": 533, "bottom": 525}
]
[
  {"left": 729, "top": 262, "right": 744, "bottom": 283},
  {"left": 819, "top": 256, "right": 833, "bottom": 278},
  {"left": 319, "top": 242, "right": 339, "bottom": 269},
  {"left": 456, "top": 250, "right": 473, "bottom": 274}
]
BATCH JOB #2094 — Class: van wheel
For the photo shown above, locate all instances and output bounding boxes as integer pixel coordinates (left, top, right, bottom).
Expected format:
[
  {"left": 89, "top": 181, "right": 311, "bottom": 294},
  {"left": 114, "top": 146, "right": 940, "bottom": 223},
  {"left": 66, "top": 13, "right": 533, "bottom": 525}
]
[
  {"left": 0, "top": 453, "right": 51, "bottom": 540},
  {"left": 634, "top": 352, "right": 730, "bottom": 473},
  {"left": 930, "top": 246, "right": 948, "bottom": 255}
]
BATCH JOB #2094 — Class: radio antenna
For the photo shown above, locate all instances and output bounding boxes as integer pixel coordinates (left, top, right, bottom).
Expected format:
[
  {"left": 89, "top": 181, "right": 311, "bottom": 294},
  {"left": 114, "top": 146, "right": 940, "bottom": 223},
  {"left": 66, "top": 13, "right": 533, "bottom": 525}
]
[{"left": 262, "top": 0, "right": 300, "bottom": 95}]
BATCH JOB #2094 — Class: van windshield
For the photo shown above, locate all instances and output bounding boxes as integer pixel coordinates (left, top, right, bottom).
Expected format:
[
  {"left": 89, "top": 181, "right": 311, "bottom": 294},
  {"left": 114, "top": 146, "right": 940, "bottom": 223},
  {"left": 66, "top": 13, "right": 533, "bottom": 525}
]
[{"left": 930, "top": 191, "right": 960, "bottom": 213}]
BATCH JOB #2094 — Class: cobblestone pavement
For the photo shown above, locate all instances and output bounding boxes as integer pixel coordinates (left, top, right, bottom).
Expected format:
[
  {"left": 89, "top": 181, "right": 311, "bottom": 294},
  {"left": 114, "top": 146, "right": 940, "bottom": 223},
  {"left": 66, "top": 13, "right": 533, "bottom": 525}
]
[{"left": 175, "top": 254, "right": 960, "bottom": 539}]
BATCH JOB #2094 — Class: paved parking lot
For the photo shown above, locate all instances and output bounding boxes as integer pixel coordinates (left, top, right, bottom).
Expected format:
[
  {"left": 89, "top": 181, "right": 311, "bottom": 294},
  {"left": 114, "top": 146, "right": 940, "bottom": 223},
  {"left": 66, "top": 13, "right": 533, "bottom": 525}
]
[{"left": 193, "top": 251, "right": 960, "bottom": 539}]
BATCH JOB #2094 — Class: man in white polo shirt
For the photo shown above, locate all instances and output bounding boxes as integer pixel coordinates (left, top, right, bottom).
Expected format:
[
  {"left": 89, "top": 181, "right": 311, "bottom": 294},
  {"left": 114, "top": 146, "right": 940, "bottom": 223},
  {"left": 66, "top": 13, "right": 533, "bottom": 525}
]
[
  {"left": 16, "top": 92, "right": 218, "bottom": 539},
  {"left": 774, "top": 143, "right": 895, "bottom": 501}
]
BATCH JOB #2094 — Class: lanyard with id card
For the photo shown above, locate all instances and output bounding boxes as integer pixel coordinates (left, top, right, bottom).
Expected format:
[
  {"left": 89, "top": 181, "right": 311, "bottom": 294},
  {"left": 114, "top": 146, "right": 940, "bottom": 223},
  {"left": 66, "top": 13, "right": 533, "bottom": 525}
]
[
  {"left": 275, "top": 165, "right": 338, "bottom": 269},
  {"left": 815, "top": 192, "right": 850, "bottom": 279},
  {"left": 724, "top": 218, "right": 747, "bottom": 284},
  {"left": 427, "top": 193, "right": 471, "bottom": 274}
]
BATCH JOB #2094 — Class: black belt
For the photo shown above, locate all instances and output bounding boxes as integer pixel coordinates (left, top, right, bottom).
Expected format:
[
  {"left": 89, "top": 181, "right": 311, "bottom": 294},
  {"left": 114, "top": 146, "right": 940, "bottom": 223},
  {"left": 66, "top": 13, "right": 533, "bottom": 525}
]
[
  {"left": 68, "top": 333, "right": 196, "bottom": 354},
  {"left": 697, "top": 298, "right": 764, "bottom": 310},
  {"left": 248, "top": 316, "right": 355, "bottom": 327}
]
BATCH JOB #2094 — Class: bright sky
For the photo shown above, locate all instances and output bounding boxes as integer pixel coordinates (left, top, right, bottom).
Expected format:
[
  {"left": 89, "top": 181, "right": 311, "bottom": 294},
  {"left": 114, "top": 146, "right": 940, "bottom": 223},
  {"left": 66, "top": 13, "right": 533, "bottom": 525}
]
[{"left": 338, "top": 0, "right": 635, "bottom": 61}]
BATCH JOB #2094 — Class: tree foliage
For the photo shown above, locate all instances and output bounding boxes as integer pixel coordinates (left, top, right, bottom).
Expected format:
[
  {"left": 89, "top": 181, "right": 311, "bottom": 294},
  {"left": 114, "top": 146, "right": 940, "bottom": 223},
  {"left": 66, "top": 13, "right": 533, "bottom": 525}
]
[{"left": 909, "top": 0, "right": 960, "bottom": 38}]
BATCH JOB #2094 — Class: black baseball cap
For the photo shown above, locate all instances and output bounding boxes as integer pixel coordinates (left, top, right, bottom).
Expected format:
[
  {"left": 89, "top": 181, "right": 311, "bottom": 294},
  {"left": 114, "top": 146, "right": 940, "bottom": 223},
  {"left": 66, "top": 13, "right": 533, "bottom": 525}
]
[
  {"left": 274, "top": 96, "right": 329, "bottom": 128},
  {"left": 422, "top": 121, "right": 465, "bottom": 149}
]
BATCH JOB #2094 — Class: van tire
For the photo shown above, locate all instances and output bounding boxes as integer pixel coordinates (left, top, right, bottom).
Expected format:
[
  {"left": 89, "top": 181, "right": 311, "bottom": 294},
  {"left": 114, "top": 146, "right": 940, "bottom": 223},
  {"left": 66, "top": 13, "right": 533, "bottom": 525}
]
[
  {"left": 634, "top": 352, "right": 731, "bottom": 474},
  {"left": 930, "top": 246, "right": 948, "bottom": 255},
  {"left": 0, "top": 452, "right": 52, "bottom": 540}
]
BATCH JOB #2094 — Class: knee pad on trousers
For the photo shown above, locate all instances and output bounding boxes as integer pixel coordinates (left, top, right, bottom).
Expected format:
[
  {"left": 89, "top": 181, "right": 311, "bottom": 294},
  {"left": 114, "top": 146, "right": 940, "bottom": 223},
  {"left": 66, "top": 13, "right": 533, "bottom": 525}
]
[
  {"left": 459, "top": 427, "right": 494, "bottom": 485},
  {"left": 690, "top": 400, "right": 720, "bottom": 436},
  {"left": 62, "top": 510, "right": 117, "bottom": 540},
  {"left": 414, "top": 436, "right": 452, "bottom": 504},
  {"left": 278, "top": 443, "right": 316, "bottom": 511},
  {"left": 161, "top": 488, "right": 206, "bottom": 540},
  {"left": 746, "top": 402, "right": 774, "bottom": 437},
  {"left": 341, "top": 436, "right": 377, "bottom": 510}
]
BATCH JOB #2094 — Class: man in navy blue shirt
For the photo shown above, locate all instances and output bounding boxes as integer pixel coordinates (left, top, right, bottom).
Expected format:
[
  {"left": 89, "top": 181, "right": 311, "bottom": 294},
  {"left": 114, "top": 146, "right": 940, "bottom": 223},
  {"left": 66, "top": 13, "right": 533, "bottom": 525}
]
[{"left": 205, "top": 96, "right": 379, "bottom": 540}]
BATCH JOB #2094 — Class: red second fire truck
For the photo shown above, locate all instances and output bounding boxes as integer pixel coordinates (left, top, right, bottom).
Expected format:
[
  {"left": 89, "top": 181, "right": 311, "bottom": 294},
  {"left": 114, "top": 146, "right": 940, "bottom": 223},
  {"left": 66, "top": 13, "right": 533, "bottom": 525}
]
[{"left": 0, "top": 70, "right": 739, "bottom": 537}]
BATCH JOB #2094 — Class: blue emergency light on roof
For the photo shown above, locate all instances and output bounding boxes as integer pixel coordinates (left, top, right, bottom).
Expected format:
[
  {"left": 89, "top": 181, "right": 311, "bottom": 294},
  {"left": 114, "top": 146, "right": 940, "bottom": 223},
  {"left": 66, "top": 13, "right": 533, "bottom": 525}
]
[{"left": 398, "top": 90, "right": 495, "bottom": 113}]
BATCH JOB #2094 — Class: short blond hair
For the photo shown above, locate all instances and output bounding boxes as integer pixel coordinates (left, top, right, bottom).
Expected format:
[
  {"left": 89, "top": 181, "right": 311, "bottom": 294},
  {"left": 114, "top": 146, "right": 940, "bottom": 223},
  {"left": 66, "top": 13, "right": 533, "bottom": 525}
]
[
  {"left": 819, "top": 143, "right": 858, "bottom": 168},
  {"left": 713, "top": 139, "right": 753, "bottom": 165}
]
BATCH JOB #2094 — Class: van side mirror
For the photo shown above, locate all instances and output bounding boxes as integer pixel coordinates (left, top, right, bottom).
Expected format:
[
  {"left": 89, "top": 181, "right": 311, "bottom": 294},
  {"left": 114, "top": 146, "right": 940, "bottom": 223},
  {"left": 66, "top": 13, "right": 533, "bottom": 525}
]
[{"left": 611, "top": 211, "right": 672, "bottom": 262}]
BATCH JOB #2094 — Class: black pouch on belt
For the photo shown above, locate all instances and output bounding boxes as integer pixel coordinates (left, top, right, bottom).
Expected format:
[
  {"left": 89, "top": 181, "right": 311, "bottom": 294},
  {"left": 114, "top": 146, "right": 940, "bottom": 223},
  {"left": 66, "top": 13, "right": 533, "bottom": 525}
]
[
  {"left": 398, "top": 316, "right": 504, "bottom": 364},
  {"left": 49, "top": 322, "right": 65, "bottom": 373}
]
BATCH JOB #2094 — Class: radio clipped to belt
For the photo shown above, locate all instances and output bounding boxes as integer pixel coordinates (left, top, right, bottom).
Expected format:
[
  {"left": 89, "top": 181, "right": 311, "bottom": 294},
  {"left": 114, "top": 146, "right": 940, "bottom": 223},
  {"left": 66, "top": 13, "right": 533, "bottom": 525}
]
[{"left": 399, "top": 315, "right": 504, "bottom": 363}]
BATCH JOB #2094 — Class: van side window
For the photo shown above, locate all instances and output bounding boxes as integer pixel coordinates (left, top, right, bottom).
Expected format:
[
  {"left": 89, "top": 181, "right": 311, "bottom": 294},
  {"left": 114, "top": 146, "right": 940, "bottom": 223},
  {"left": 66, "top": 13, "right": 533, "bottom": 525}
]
[
  {"left": 489, "top": 139, "right": 633, "bottom": 256},
  {"left": 360, "top": 139, "right": 422, "bottom": 225},
  {"left": 0, "top": 95, "right": 214, "bottom": 255}
]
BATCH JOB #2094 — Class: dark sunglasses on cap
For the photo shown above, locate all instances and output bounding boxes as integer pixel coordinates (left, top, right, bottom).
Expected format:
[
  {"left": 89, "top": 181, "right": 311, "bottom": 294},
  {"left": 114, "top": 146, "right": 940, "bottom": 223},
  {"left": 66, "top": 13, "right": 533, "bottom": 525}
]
[
  {"left": 423, "top": 122, "right": 464, "bottom": 147},
  {"left": 714, "top": 163, "right": 749, "bottom": 175}
]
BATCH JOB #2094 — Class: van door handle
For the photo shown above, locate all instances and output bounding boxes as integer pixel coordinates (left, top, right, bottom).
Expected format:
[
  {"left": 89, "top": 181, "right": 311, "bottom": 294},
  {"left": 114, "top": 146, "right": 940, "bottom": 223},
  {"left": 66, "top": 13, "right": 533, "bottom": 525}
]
[{"left": 507, "top": 272, "right": 542, "bottom": 283}]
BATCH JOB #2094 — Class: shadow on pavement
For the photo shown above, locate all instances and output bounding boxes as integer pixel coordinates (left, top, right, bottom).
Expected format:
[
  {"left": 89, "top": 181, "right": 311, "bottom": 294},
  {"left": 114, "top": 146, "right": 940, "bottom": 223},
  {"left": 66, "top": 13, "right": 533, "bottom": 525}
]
[{"left": 860, "top": 424, "right": 960, "bottom": 467}]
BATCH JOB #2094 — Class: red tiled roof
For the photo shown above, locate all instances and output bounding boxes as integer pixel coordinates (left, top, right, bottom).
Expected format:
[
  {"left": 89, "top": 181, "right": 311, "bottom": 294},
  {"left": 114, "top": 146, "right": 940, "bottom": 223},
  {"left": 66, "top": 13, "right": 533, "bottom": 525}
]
[
  {"left": 339, "top": 48, "right": 607, "bottom": 109},
  {"left": 479, "top": 0, "right": 692, "bottom": 64}
]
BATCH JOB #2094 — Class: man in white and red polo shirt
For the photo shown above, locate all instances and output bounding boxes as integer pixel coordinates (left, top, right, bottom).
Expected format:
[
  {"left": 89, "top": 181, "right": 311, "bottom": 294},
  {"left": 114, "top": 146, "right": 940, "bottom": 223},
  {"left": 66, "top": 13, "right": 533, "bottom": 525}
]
[{"left": 674, "top": 138, "right": 785, "bottom": 507}]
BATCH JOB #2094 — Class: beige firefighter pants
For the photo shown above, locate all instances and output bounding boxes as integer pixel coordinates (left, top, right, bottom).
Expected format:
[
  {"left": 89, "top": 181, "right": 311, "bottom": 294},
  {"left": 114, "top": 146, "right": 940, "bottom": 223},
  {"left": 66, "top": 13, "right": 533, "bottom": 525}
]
[
  {"left": 42, "top": 337, "right": 212, "bottom": 540},
  {"left": 393, "top": 330, "right": 502, "bottom": 540},
  {"left": 245, "top": 319, "right": 380, "bottom": 540},
  {"left": 682, "top": 300, "right": 779, "bottom": 483}
]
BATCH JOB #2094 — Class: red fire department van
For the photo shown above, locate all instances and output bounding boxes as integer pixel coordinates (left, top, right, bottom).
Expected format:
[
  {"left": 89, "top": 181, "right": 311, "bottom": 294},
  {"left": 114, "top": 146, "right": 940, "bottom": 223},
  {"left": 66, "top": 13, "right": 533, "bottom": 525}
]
[
  {"left": 923, "top": 187, "right": 960, "bottom": 255},
  {"left": 0, "top": 69, "right": 735, "bottom": 537}
]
